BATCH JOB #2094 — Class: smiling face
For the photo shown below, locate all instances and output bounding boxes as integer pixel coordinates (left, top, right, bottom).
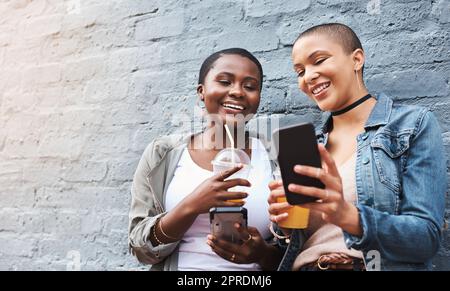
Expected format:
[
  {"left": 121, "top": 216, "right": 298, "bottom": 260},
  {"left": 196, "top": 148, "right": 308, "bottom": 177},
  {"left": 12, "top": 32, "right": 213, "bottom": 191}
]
[
  {"left": 292, "top": 33, "right": 365, "bottom": 112},
  {"left": 197, "top": 54, "right": 261, "bottom": 126}
]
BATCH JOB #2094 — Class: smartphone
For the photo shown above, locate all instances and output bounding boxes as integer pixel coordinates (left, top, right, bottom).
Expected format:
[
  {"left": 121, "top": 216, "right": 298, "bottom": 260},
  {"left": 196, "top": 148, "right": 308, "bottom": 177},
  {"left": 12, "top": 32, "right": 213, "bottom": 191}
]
[
  {"left": 209, "top": 207, "right": 248, "bottom": 244},
  {"left": 272, "top": 122, "right": 325, "bottom": 204}
]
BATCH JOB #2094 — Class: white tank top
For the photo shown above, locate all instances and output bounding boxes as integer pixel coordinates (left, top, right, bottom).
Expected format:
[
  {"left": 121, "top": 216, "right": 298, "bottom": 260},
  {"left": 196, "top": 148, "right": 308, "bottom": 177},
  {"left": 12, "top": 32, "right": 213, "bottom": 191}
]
[{"left": 165, "top": 138, "right": 272, "bottom": 271}]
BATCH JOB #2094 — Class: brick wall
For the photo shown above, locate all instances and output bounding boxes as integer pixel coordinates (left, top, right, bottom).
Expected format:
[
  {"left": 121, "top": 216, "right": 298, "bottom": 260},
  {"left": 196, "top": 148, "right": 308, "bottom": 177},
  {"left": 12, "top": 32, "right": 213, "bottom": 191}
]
[{"left": 0, "top": 0, "right": 449, "bottom": 270}]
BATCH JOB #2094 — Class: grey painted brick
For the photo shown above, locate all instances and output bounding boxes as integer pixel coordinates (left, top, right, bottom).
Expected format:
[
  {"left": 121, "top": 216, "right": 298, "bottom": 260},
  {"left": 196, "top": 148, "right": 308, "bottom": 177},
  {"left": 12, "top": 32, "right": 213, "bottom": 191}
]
[
  {"left": 83, "top": 77, "right": 130, "bottom": 104},
  {"left": 34, "top": 185, "right": 130, "bottom": 212},
  {"left": 0, "top": 208, "right": 22, "bottom": 232},
  {"left": 6, "top": 89, "right": 49, "bottom": 112},
  {"left": 37, "top": 131, "right": 85, "bottom": 159},
  {"left": 23, "top": 15, "right": 63, "bottom": 37},
  {"left": 107, "top": 158, "right": 140, "bottom": 183},
  {"left": 366, "top": 69, "right": 449, "bottom": 99},
  {"left": 443, "top": 132, "right": 450, "bottom": 145},
  {"left": 0, "top": 47, "right": 5, "bottom": 66},
  {"left": 22, "top": 64, "right": 62, "bottom": 86},
  {"left": 102, "top": 214, "right": 129, "bottom": 236},
  {"left": 62, "top": 160, "right": 107, "bottom": 183},
  {"left": 278, "top": 11, "right": 358, "bottom": 46},
  {"left": 4, "top": 137, "right": 43, "bottom": 159},
  {"left": 113, "top": 0, "right": 159, "bottom": 19},
  {"left": 62, "top": 56, "right": 106, "bottom": 83},
  {"left": 433, "top": 253, "right": 450, "bottom": 271},
  {"left": 106, "top": 48, "right": 139, "bottom": 77},
  {"left": 260, "top": 86, "right": 286, "bottom": 113},
  {"left": 361, "top": 1, "right": 433, "bottom": 35},
  {"left": 81, "top": 128, "right": 135, "bottom": 159},
  {"left": 184, "top": 0, "right": 246, "bottom": 33},
  {"left": 61, "top": 8, "right": 97, "bottom": 31},
  {"left": 131, "top": 123, "right": 166, "bottom": 153},
  {"left": 258, "top": 48, "right": 294, "bottom": 81},
  {"left": 17, "top": 212, "right": 46, "bottom": 234},
  {"left": 20, "top": 160, "right": 64, "bottom": 186},
  {"left": 132, "top": 69, "right": 186, "bottom": 96},
  {"left": 80, "top": 213, "right": 105, "bottom": 235},
  {"left": 431, "top": 0, "right": 450, "bottom": 24},
  {"left": 31, "top": 85, "right": 64, "bottom": 111},
  {"left": 159, "top": 37, "right": 215, "bottom": 65},
  {"left": 286, "top": 84, "right": 316, "bottom": 110},
  {"left": 428, "top": 102, "right": 450, "bottom": 132},
  {"left": 0, "top": 186, "right": 35, "bottom": 209},
  {"left": 36, "top": 238, "right": 69, "bottom": 262},
  {"left": 135, "top": 43, "right": 163, "bottom": 69},
  {"left": 364, "top": 30, "right": 450, "bottom": 67},
  {"left": 0, "top": 69, "right": 21, "bottom": 93},
  {"left": 0, "top": 161, "right": 23, "bottom": 187},
  {"left": 40, "top": 37, "right": 82, "bottom": 63},
  {"left": 18, "top": 210, "right": 51, "bottom": 234},
  {"left": 0, "top": 32, "right": 9, "bottom": 47},
  {"left": 0, "top": 235, "right": 37, "bottom": 258},
  {"left": 134, "top": 12, "right": 184, "bottom": 41},
  {"left": 45, "top": 210, "right": 83, "bottom": 234},
  {"left": 104, "top": 103, "right": 156, "bottom": 127},
  {"left": 214, "top": 29, "right": 279, "bottom": 53},
  {"left": 276, "top": 21, "right": 300, "bottom": 46},
  {"left": 245, "top": 0, "right": 311, "bottom": 18}
]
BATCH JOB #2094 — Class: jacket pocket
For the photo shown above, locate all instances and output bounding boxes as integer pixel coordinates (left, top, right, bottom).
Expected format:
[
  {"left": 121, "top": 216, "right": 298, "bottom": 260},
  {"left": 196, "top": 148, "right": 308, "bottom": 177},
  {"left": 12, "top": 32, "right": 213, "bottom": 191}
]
[{"left": 370, "top": 129, "right": 413, "bottom": 194}]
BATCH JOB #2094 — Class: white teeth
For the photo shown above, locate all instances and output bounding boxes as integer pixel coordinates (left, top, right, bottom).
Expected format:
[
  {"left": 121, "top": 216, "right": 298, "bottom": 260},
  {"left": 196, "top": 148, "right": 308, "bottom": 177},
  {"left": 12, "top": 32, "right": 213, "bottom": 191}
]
[
  {"left": 312, "top": 82, "right": 330, "bottom": 95},
  {"left": 223, "top": 103, "right": 244, "bottom": 110}
]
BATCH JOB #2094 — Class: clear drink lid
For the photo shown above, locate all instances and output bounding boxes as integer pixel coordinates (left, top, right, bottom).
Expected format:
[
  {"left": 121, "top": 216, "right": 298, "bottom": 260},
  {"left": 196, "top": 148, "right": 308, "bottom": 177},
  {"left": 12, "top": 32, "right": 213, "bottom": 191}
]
[{"left": 211, "top": 148, "right": 251, "bottom": 168}]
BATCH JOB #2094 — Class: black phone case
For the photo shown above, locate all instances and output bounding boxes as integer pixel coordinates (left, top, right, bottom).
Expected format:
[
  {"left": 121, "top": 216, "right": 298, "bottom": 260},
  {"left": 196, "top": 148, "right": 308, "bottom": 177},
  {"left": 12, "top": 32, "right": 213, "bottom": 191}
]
[
  {"left": 272, "top": 122, "right": 325, "bottom": 204},
  {"left": 209, "top": 207, "right": 247, "bottom": 244}
]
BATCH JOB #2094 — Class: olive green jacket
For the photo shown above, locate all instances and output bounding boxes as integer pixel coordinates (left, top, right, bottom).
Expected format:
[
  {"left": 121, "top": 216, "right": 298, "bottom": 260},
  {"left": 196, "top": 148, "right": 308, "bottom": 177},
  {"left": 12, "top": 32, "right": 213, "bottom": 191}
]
[{"left": 128, "top": 132, "right": 274, "bottom": 271}]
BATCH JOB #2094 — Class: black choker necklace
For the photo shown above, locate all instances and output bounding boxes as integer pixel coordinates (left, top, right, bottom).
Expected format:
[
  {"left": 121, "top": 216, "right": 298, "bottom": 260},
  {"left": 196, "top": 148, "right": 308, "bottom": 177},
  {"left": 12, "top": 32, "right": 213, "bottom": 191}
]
[{"left": 331, "top": 94, "right": 372, "bottom": 116}]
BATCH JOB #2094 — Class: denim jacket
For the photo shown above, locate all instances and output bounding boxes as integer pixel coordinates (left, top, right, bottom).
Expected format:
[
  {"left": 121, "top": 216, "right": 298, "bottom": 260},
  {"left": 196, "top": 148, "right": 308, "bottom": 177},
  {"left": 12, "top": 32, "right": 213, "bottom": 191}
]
[{"left": 278, "top": 93, "right": 447, "bottom": 271}]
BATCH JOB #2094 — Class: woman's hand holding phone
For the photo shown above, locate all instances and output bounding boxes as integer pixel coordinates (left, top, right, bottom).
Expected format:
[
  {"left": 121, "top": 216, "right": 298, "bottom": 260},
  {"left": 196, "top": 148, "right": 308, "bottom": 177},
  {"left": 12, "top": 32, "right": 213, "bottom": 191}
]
[
  {"left": 181, "top": 165, "right": 251, "bottom": 215},
  {"left": 207, "top": 224, "right": 269, "bottom": 265},
  {"left": 267, "top": 180, "right": 293, "bottom": 234},
  {"left": 288, "top": 144, "right": 362, "bottom": 236}
]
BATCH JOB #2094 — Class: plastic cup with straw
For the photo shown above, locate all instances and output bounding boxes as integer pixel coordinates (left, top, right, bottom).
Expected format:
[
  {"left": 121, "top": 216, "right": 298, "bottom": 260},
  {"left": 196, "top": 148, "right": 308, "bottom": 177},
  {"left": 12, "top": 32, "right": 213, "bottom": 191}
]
[{"left": 211, "top": 125, "right": 251, "bottom": 203}]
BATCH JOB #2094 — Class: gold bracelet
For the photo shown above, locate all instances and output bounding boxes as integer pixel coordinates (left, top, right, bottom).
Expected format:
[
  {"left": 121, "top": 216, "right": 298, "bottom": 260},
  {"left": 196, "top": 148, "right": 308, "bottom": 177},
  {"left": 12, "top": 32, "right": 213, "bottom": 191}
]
[
  {"left": 152, "top": 221, "right": 164, "bottom": 245},
  {"left": 268, "top": 222, "right": 291, "bottom": 244},
  {"left": 158, "top": 218, "right": 178, "bottom": 240}
]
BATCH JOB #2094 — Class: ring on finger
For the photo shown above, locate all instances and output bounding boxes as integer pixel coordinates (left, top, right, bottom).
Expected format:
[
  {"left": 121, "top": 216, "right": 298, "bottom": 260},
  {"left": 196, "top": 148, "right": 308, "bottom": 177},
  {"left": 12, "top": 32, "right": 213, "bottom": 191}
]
[
  {"left": 243, "top": 234, "right": 252, "bottom": 243},
  {"left": 324, "top": 190, "right": 329, "bottom": 201},
  {"left": 315, "top": 168, "right": 321, "bottom": 178},
  {"left": 271, "top": 215, "right": 278, "bottom": 223},
  {"left": 230, "top": 253, "right": 236, "bottom": 262}
]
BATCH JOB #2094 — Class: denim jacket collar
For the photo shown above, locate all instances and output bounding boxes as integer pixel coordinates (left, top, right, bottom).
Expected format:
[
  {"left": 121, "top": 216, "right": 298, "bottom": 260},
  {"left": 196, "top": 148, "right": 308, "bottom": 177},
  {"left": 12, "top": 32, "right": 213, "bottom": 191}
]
[{"left": 317, "top": 93, "right": 393, "bottom": 137}]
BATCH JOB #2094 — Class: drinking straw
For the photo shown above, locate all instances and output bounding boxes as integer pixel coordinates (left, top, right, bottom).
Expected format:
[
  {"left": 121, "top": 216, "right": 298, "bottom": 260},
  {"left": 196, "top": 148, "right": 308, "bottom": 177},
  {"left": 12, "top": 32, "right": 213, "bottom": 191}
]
[{"left": 224, "top": 124, "right": 235, "bottom": 164}]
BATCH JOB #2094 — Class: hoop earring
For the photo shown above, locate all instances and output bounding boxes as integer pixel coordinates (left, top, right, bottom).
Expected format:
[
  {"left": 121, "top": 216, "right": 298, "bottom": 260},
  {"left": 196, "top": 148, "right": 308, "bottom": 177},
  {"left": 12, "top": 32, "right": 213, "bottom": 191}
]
[
  {"left": 196, "top": 98, "right": 205, "bottom": 109},
  {"left": 195, "top": 97, "right": 207, "bottom": 117},
  {"left": 355, "top": 70, "right": 362, "bottom": 91}
]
